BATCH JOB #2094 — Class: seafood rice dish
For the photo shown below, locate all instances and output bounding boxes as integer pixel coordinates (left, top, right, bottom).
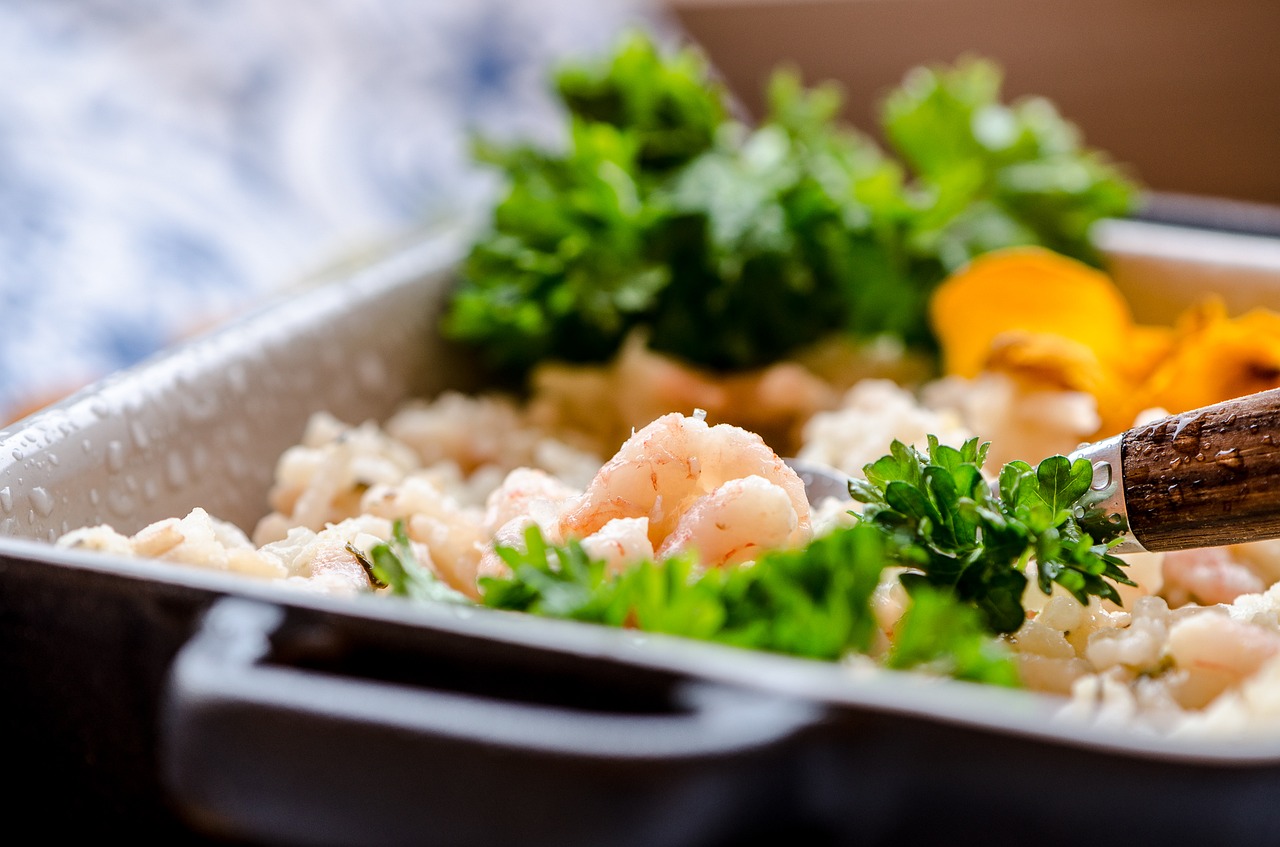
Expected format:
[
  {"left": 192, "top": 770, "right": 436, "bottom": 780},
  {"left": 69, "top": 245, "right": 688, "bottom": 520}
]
[
  {"left": 57, "top": 347, "right": 1280, "bottom": 738},
  {"left": 49, "top": 33, "right": 1280, "bottom": 740}
]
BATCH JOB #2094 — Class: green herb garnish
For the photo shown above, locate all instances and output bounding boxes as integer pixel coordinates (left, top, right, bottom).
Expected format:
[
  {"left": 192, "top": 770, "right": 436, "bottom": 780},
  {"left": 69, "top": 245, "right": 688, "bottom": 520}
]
[
  {"left": 851, "top": 436, "right": 1133, "bottom": 634},
  {"left": 360, "top": 435, "right": 1129, "bottom": 686},
  {"left": 352, "top": 519, "right": 472, "bottom": 605},
  {"left": 443, "top": 31, "right": 1137, "bottom": 376},
  {"left": 478, "top": 521, "right": 1019, "bottom": 686},
  {"left": 884, "top": 58, "right": 1137, "bottom": 270},
  {"left": 885, "top": 584, "right": 1021, "bottom": 686}
]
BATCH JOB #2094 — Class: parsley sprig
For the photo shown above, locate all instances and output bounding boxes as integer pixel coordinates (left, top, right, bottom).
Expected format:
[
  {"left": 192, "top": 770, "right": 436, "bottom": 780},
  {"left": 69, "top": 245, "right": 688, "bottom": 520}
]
[
  {"left": 851, "top": 436, "right": 1133, "bottom": 633},
  {"left": 479, "top": 522, "right": 1019, "bottom": 686},
  {"left": 443, "top": 31, "right": 1136, "bottom": 376}
]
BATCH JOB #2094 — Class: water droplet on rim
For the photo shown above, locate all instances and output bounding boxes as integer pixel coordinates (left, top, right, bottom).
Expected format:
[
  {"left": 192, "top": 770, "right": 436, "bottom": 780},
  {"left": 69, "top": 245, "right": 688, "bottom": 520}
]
[
  {"left": 106, "top": 441, "right": 125, "bottom": 472},
  {"left": 30, "top": 487, "right": 54, "bottom": 518},
  {"left": 130, "top": 419, "right": 151, "bottom": 450}
]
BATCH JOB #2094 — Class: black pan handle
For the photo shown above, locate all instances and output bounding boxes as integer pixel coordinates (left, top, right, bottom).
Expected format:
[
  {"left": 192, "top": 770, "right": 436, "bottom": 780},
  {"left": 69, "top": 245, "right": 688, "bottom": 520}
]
[{"left": 159, "top": 597, "right": 820, "bottom": 847}]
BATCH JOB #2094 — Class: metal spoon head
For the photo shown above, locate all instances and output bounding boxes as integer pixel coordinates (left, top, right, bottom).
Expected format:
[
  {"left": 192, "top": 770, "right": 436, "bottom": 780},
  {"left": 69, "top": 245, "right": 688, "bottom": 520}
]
[
  {"left": 1068, "top": 434, "right": 1144, "bottom": 553},
  {"left": 784, "top": 458, "right": 853, "bottom": 504}
]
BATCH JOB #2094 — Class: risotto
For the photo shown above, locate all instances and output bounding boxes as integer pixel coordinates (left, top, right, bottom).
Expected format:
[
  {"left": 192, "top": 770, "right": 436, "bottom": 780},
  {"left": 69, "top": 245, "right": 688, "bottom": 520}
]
[
  {"left": 50, "top": 35, "right": 1280, "bottom": 737},
  {"left": 55, "top": 329, "right": 1280, "bottom": 737}
]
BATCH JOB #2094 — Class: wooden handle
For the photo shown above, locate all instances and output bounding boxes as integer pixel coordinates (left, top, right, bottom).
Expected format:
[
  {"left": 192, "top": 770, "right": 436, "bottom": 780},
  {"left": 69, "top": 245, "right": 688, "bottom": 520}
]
[{"left": 1123, "top": 387, "right": 1280, "bottom": 551}]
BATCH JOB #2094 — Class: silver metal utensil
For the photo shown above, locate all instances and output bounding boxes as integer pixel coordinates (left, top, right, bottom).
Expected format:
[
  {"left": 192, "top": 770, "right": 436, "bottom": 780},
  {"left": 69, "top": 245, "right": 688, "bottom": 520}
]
[{"left": 787, "top": 386, "right": 1280, "bottom": 555}]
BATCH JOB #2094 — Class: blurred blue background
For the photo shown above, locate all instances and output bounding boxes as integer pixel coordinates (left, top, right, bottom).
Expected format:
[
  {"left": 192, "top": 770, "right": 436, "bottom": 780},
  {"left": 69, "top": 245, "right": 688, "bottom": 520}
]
[{"left": 0, "top": 0, "right": 654, "bottom": 422}]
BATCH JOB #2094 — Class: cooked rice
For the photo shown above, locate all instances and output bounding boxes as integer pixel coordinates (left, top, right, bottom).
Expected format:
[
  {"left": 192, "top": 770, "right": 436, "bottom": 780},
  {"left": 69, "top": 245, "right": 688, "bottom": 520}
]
[{"left": 53, "top": 341, "right": 1280, "bottom": 735}]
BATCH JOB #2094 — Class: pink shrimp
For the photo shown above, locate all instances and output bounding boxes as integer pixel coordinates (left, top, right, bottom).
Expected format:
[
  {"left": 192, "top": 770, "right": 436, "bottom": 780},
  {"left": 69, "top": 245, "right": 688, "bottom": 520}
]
[{"left": 559, "top": 412, "right": 811, "bottom": 565}]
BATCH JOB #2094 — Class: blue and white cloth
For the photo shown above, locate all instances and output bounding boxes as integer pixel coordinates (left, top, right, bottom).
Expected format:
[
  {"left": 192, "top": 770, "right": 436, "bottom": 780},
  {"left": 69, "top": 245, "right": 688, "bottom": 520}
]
[{"left": 0, "top": 0, "right": 656, "bottom": 420}]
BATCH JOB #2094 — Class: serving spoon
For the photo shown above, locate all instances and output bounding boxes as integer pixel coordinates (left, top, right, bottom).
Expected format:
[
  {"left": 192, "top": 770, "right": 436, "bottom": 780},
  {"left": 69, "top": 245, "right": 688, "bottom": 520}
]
[{"left": 787, "top": 386, "right": 1280, "bottom": 554}]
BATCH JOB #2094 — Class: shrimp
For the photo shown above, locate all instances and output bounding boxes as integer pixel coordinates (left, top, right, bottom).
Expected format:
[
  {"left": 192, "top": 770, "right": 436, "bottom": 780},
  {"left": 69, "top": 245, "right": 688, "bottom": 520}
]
[
  {"left": 1162, "top": 547, "right": 1266, "bottom": 607},
  {"left": 581, "top": 517, "right": 656, "bottom": 575},
  {"left": 656, "top": 475, "right": 800, "bottom": 567},
  {"left": 1167, "top": 611, "right": 1280, "bottom": 709},
  {"left": 482, "top": 467, "right": 579, "bottom": 536},
  {"left": 481, "top": 514, "right": 656, "bottom": 582},
  {"left": 559, "top": 411, "right": 811, "bottom": 565},
  {"left": 475, "top": 467, "right": 582, "bottom": 581}
]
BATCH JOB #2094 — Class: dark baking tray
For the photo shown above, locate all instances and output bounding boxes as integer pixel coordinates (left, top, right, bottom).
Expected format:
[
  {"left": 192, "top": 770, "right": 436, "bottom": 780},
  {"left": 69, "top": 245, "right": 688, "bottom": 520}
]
[{"left": 5, "top": 216, "right": 1280, "bottom": 845}]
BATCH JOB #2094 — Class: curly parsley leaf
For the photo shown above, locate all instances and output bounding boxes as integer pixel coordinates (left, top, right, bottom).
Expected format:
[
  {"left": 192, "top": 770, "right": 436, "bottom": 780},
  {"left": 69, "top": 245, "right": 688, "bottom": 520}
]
[
  {"left": 886, "top": 585, "right": 1020, "bottom": 687},
  {"left": 884, "top": 57, "right": 1137, "bottom": 271},
  {"left": 851, "top": 436, "right": 1133, "bottom": 633},
  {"left": 554, "top": 29, "right": 726, "bottom": 172},
  {"left": 442, "top": 31, "right": 1138, "bottom": 378},
  {"left": 444, "top": 122, "right": 668, "bottom": 371},
  {"left": 479, "top": 522, "right": 1018, "bottom": 686}
]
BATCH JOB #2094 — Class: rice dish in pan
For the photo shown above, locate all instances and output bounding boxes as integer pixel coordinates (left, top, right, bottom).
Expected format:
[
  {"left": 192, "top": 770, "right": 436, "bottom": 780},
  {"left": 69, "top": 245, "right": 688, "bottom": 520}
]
[
  {"left": 49, "top": 32, "right": 1280, "bottom": 739},
  {"left": 57, "top": 334, "right": 1280, "bottom": 738}
]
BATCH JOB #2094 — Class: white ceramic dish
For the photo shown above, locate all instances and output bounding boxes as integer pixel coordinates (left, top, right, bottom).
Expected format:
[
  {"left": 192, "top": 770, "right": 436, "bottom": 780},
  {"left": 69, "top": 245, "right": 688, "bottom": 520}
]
[{"left": 5, "top": 210, "right": 1280, "bottom": 845}]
